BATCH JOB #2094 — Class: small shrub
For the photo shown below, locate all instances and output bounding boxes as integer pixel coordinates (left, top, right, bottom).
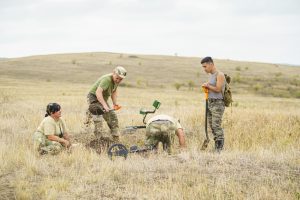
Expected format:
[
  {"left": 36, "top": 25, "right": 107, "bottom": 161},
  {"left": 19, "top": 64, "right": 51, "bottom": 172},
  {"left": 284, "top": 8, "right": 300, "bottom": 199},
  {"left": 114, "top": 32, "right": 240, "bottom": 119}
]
[
  {"left": 233, "top": 102, "right": 239, "bottom": 107},
  {"left": 72, "top": 59, "right": 76, "bottom": 65},
  {"left": 119, "top": 83, "right": 133, "bottom": 88},
  {"left": 253, "top": 77, "right": 262, "bottom": 81},
  {"left": 0, "top": 92, "right": 10, "bottom": 104},
  {"left": 275, "top": 72, "right": 282, "bottom": 77},
  {"left": 235, "top": 66, "right": 241, "bottom": 71},
  {"left": 129, "top": 55, "right": 139, "bottom": 58},
  {"left": 136, "top": 79, "right": 142, "bottom": 87},
  {"left": 295, "top": 192, "right": 300, "bottom": 200},
  {"left": 174, "top": 83, "right": 184, "bottom": 91},
  {"left": 187, "top": 80, "right": 195, "bottom": 90},
  {"left": 271, "top": 91, "right": 290, "bottom": 98},
  {"left": 290, "top": 78, "right": 300, "bottom": 86},
  {"left": 253, "top": 84, "right": 262, "bottom": 91},
  {"left": 233, "top": 73, "right": 241, "bottom": 83},
  {"left": 293, "top": 91, "right": 300, "bottom": 98}
]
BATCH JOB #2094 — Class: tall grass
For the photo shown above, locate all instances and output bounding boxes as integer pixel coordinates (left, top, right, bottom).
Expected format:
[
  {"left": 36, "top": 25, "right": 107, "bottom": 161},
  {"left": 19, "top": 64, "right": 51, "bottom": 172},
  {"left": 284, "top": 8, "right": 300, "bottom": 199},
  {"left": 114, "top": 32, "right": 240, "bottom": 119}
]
[{"left": 0, "top": 80, "right": 299, "bottom": 199}]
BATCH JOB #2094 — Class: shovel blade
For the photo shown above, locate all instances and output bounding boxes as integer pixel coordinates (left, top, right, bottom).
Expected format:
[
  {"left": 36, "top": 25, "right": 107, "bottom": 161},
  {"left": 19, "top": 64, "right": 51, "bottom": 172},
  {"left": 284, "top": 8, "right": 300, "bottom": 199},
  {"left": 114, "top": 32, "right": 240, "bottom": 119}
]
[{"left": 201, "top": 139, "right": 210, "bottom": 150}]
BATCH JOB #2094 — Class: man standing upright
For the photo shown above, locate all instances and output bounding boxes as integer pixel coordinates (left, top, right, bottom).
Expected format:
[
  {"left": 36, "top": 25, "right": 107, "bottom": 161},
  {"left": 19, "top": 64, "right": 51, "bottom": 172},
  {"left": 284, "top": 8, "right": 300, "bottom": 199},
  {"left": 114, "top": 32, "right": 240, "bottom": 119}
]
[
  {"left": 87, "top": 66, "right": 127, "bottom": 143},
  {"left": 201, "top": 57, "right": 226, "bottom": 152}
]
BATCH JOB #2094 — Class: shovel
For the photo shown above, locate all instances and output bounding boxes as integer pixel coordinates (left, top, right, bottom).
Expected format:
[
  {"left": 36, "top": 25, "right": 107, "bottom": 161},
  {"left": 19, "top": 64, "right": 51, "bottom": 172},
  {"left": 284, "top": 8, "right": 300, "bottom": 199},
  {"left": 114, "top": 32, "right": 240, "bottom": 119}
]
[{"left": 201, "top": 86, "right": 210, "bottom": 150}]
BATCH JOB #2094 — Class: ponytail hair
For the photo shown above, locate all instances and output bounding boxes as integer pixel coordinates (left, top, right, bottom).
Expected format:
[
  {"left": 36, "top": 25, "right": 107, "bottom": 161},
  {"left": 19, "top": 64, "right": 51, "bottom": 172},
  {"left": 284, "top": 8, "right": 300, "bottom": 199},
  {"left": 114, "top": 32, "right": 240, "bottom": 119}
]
[{"left": 45, "top": 103, "right": 61, "bottom": 117}]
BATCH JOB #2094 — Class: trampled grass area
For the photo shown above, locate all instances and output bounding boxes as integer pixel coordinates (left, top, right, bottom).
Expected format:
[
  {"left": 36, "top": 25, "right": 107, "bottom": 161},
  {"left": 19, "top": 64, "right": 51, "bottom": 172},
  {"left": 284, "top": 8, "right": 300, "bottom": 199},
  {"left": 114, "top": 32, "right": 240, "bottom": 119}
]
[{"left": 0, "top": 53, "right": 299, "bottom": 199}]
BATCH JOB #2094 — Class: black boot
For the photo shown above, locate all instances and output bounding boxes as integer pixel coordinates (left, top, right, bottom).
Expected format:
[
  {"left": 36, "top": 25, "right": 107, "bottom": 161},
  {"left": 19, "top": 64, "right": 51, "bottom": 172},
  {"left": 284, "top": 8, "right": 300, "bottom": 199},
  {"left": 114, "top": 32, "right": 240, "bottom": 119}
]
[{"left": 215, "top": 139, "right": 224, "bottom": 153}]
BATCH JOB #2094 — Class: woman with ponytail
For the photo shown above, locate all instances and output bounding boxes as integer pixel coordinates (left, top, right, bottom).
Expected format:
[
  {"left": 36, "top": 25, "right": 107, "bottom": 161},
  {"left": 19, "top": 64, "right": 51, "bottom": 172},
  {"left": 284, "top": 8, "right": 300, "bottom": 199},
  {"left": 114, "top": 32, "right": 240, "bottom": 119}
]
[{"left": 33, "top": 103, "right": 71, "bottom": 155}]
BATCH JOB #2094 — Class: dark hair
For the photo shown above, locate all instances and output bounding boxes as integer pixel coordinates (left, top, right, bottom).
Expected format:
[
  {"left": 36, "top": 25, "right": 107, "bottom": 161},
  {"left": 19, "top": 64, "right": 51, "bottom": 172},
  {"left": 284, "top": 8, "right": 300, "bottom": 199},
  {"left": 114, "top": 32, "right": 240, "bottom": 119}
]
[
  {"left": 201, "top": 56, "right": 214, "bottom": 64},
  {"left": 45, "top": 103, "right": 61, "bottom": 117}
]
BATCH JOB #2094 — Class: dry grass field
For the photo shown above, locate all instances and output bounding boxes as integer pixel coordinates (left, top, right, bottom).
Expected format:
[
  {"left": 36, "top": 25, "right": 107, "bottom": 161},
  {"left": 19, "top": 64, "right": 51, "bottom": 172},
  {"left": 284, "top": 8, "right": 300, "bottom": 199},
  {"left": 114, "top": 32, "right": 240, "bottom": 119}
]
[{"left": 0, "top": 52, "right": 299, "bottom": 199}]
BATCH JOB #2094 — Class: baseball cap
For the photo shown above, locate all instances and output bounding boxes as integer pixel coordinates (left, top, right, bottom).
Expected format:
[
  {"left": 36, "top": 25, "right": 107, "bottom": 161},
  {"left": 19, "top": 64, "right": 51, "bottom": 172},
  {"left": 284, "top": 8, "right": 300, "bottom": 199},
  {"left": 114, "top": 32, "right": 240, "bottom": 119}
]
[{"left": 114, "top": 66, "right": 127, "bottom": 78}]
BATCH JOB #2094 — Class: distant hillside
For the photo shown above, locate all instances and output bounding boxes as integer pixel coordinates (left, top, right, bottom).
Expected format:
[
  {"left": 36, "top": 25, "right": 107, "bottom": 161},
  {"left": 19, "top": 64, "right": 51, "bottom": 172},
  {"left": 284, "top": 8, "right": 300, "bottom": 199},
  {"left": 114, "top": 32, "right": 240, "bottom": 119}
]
[{"left": 0, "top": 52, "right": 299, "bottom": 98}]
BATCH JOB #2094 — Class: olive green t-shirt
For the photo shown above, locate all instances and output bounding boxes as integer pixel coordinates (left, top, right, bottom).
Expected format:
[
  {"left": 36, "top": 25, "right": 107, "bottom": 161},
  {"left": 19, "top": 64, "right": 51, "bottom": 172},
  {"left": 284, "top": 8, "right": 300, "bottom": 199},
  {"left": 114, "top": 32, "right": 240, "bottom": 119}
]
[
  {"left": 89, "top": 73, "right": 118, "bottom": 101},
  {"left": 36, "top": 116, "right": 68, "bottom": 136}
]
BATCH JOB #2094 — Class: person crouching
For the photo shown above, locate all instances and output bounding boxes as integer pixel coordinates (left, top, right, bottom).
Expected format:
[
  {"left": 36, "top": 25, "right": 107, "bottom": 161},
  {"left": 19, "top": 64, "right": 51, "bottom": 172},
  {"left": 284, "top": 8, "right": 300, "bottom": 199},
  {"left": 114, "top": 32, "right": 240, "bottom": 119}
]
[{"left": 33, "top": 103, "right": 71, "bottom": 155}]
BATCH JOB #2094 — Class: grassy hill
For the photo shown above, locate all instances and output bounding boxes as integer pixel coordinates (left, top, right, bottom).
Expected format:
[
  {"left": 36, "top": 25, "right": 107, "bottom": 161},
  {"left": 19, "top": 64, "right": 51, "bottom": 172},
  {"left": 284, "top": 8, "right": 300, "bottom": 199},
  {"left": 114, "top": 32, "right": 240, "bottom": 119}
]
[{"left": 1, "top": 52, "right": 299, "bottom": 98}]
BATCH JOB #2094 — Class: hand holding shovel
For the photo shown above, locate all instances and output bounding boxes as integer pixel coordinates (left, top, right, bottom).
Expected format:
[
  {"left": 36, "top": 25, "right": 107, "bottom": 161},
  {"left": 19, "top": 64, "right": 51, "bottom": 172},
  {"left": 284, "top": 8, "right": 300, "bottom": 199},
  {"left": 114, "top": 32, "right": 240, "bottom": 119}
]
[{"left": 201, "top": 86, "right": 210, "bottom": 150}]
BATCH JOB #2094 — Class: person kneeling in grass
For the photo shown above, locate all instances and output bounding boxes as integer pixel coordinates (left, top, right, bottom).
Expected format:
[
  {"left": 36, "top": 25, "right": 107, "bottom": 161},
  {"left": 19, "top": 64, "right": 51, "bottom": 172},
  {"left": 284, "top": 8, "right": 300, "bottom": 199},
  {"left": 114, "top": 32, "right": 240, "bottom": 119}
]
[
  {"left": 33, "top": 103, "right": 71, "bottom": 155},
  {"left": 145, "top": 114, "right": 186, "bottom": 154}
]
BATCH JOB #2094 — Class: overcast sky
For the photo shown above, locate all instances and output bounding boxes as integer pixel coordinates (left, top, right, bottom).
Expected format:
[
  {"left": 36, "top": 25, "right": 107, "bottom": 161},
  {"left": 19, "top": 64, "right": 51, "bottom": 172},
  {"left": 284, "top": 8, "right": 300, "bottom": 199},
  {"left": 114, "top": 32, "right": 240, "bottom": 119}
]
[{"left": 1, "top": 0, "right": 300, "bottom": 65}]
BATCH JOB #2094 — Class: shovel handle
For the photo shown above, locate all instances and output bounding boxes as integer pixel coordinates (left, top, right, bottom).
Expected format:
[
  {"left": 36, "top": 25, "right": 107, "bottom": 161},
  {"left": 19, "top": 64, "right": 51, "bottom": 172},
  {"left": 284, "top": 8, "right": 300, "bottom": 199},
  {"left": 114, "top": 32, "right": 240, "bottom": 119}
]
[{"left": 202, "top": 86, "right": 209, "bottom": 100}]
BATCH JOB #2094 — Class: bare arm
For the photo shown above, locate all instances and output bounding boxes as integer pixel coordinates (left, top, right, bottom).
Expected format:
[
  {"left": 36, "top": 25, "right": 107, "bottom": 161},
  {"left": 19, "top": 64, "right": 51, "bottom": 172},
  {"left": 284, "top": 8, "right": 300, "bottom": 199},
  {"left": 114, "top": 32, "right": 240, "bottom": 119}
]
[
  {"left": 176, "top": 128, "right": 186, "bottom": 148},
  {"left": 111, "top": 90, "right": 117, "bottom": 106},
  {"left": 47, "top": 135, "right": 71, "bottom": 148},
  {"left": 63, "top": 132, "right": 70, "bottom": 141},
  {"left": 203, "top": 73, "right": 225, "bottom": 93},
  {"left": 96, "top": 87, "right": 110, "bottom": 112}
]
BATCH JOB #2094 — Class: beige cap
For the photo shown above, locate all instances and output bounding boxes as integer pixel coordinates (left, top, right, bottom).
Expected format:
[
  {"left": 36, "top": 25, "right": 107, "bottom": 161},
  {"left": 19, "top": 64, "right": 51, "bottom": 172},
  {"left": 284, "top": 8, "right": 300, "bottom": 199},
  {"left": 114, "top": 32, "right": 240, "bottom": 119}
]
[{"left": 114, "top": 66, "right": 127, "bottom": 78}]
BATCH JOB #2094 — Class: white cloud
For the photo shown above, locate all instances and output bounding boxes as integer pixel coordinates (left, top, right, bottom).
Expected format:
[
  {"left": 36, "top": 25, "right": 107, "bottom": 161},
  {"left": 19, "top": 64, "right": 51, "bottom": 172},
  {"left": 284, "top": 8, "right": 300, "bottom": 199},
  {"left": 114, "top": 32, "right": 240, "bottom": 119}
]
[{"left": 0, "top": 0, "right": 299, "bottom": 64}]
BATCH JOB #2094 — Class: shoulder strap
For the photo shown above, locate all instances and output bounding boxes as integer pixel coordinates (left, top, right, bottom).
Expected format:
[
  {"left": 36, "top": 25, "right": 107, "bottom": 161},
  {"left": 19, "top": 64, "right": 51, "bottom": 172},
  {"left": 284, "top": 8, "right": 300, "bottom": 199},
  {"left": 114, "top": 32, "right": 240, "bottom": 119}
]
[{"left": 216, "top": 71, "right": 226, "bottom": 96}]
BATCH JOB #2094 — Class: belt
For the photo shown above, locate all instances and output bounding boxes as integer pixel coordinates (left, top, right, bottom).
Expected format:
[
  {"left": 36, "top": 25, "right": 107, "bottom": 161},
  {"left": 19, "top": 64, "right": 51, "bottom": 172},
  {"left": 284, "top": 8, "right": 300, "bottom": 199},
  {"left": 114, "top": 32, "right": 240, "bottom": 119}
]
[
  {"left": 208, "top": 98, "right": 223, "bottom": 103},
  {"left": 151, "top": 120, "right": 170, "bottom": 124}
]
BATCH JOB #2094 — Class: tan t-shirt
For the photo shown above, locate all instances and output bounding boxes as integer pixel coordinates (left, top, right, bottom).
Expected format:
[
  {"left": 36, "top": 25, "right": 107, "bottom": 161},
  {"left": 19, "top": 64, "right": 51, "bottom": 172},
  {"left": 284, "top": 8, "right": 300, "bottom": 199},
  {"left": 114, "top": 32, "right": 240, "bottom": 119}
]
[
  {"left": 36, "top": 116, "right": 68, "bottom": 136},
  {"left": 146, "top": 114, "right": 182, "bottom": 129}
]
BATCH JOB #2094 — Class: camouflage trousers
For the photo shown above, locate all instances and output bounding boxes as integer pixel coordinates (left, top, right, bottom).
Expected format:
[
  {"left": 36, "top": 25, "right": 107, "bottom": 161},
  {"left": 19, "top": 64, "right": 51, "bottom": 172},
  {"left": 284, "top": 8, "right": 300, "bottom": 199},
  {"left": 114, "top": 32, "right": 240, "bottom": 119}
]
[
  {"left": 33, "top": 132, "right": 63, "bottom": 155},
  {"left": 208, "top": 99, "right": 225, "bottom": 141},
  {"left": 86, "top": 93, "right": 120, "bottom": 141},
  {"left": 145, "top": 120, "right": 177, "bottom": 154}
]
